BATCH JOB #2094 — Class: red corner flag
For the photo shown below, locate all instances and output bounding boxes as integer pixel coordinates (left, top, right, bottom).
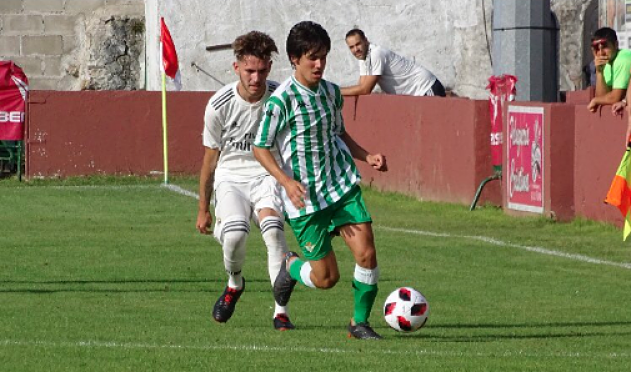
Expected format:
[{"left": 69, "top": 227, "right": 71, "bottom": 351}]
[{"left": 160, "top": 17, "right": 181, "bottom": 90}]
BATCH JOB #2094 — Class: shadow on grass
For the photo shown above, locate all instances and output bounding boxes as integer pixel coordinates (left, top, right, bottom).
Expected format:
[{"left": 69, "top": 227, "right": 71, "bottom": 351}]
[
  {"left": 383, "top": 320, "right": 631, "bottom": 342},
  {"left": 0, "top": 278, "right": 275, "bottom": 293},
  {"left": 432, "top": 320, "right": 631, "bottom": 329},
  {"left": 418, "top": 329, "right": 631, "bottom": 342}
]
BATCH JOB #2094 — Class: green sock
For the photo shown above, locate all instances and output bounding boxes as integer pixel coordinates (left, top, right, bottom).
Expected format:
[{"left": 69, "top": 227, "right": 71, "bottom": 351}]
[
  {"left": 288, "top": 258, "right": 306, "bottom": 284},
  {"left": 352, "top": 279, "right": 378, "bottom": 324}
]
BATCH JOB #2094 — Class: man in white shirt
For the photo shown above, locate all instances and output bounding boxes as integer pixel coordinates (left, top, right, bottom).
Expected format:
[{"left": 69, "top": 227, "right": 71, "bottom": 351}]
[
  {"left": 196, "top": 31, "right": 294, "bottom": 331},
  {"left": 341, "top": 28, "right": 446, "bottom": 97}
]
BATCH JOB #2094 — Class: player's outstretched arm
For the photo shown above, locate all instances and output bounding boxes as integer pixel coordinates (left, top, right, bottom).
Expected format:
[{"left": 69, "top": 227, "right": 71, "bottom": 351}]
[
  {"left": 253, "top": 146, "right": 306, "bottom": 209},
  {"left": 196, "top": 147, "right": 220, "bottom": 234},
  {"left": 340, "top": 132, "right": 387, "bottom": 172}
]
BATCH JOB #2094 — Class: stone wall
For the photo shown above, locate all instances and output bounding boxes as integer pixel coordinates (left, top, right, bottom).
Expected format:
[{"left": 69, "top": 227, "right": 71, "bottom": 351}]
[{"left": 0, "top": 0, "right": 144, "bottom": 90}]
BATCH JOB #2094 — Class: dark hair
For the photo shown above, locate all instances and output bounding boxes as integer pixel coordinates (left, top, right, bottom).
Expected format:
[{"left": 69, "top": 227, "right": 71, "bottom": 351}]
[
  {"left": 286, "top": 21, "right": 331, "bottom": 66},
  {"left": 345, "top": 28, "right": 366, "bottom": 40},
  {"left": 233, "top": 31, "right": 278, "bottom": 61},
  {"left": 592, "top": 27, "right": 618, "bottom": 44}
]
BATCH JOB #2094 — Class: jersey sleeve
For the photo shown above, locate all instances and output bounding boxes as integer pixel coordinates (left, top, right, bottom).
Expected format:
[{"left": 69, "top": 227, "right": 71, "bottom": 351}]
[
  {"left": 254, "top": 98, "right": 285, "bottom": 149},
  {"left": 202, "top": 101, "right": 223, "bottom": 149},
  {"left": 613, "top": 56, "right": 631, "bottom": 90}
]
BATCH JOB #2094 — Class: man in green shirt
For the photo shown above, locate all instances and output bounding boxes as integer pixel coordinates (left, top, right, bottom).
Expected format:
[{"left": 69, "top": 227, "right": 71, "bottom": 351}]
[
  {"left": 588, "top": 27, "right": 631, "bottom": 112},
  {"left": 253, "top": 21, "right": 388, "bottom": 340}
]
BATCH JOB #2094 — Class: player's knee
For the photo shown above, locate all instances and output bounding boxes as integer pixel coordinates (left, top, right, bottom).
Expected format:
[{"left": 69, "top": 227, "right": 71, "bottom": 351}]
[
  {"left": 354, "top": 246, "right": 377, "bottom": 267},
  {"left": 313, "top": 272, "right": 340, "bottom": 289},
  {"left": 260, "top": 216, "right": 286, "bottom": 253},
  {"left": 222, "top": 222, "right": 249, "bottom": 260}
]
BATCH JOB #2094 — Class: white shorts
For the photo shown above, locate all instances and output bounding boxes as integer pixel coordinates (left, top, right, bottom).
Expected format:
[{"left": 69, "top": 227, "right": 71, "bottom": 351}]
[{"left": 213, "top": 175, "right": 283, "bottom": 243}]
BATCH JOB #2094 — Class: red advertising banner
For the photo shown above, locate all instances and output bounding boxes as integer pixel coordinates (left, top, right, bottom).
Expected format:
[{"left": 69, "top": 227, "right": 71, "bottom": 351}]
[
  {"left": 0, "top": 61, "right": 29, "bottom": 140},
  {"left": 507, "top": 106, "right": 544, "bottom": 213}
]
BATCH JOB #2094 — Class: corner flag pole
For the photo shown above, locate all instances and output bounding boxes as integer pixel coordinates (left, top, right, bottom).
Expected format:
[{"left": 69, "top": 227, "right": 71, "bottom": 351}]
[
  {"left": 161, "top": 69, "right": 169, "bottom": 185},
  {"left": 159, "top": 17, "right": 180, "bottom": 185}
]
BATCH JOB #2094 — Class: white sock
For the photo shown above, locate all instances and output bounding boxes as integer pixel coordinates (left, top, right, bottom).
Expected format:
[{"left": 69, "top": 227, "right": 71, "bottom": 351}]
[
  {"left": 222, "top": 227, "right": 248, "bottom": 290},
  {"left": 274, "top": 303, "right": 289, "bottom": 317},
  {"left": 260, "top": 216, "right": 288, "bottom": 285},
  {"left": 228, "top": 273, "right": 243, "bottom": 289},
  {"left": 300, "top": 261, "right": 316, "bottom": 288},
  {"left": 354, "top": 264, "right": 380, "bottom": 285}
]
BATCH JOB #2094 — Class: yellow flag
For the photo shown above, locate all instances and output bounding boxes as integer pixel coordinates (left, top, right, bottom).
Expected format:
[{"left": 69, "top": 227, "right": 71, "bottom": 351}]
[{"left": 605, "top": 147, "right": 631, "bottom": 241}]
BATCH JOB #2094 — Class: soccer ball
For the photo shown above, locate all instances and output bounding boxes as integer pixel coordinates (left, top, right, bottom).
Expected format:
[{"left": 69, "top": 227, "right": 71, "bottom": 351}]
[{"left": 383, "top": 287, "right": 429, "bottom": 332}]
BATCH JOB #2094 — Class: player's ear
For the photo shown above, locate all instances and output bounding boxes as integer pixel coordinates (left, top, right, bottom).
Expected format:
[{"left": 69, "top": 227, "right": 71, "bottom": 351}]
[
  {"left": 232, "top": 61, "right": 239, "bottom": 74},
  {"left": 290, "top": 55, "right": 299, "bottom": 67}
]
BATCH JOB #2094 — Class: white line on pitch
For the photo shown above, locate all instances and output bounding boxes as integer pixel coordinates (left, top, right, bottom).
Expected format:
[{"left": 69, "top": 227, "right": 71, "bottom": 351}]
[
  {"left": 163, "top": 184, "right": 631, "bottom": 271},
  {"left": 377, "top": 226, "right": 631, "bottom": 270},
  {"left": 161, "top": 183, "right": 200, "bottom": 199},
  {"left": 22, "top": 183, "right": 630, "bottom": 271},
  {"left": 1, "top": 339, "right": 629, "bottom": 359}
]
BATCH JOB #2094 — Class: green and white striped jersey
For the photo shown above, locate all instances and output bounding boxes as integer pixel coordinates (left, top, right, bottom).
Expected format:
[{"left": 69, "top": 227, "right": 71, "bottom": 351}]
[{"left": 254, "top": 76, "right": 361, "bottom": 219}]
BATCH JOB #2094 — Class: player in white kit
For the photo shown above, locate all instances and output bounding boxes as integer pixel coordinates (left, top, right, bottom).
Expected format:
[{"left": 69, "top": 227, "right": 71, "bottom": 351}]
[{"left": 195, "top": 31, "right": 294, "bottom": 330}]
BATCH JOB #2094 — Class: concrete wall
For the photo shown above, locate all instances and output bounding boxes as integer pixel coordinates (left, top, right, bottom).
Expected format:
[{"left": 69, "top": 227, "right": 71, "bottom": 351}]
[
  {"left": 25, "top": 92, "right": 500, "bottom": 207},
  {"left": 25, "top": 89, "right": 631, "bottom": 226},
  {"left": 146, "top": 0, "right": 494, "bottom": 98},
  {"left": 146, "top": 0, "right": 596, "bottom": 98},
  {"left": 574, "top": 102, "right": 628, "bottom": 226},
  {"left": 344, "top": 95, "right": 499, "bottom": 205},
  {"left": 0, "top": 1, "right": 599, "bottom": 95},
  {"left": 0, "top": 0, "right": 144, "bottom": 90},
  {"left": 26, "top": 91, "right": 211, "bottom": 177}
]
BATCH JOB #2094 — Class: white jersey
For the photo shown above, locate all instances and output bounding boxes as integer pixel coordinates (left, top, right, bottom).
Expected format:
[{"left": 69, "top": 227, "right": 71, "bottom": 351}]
[
  {"left": 203, "top": 81, "right": 282, "bottom": 184},
  {"left": 359, "top": 43, "right": 436, "bottom": 96}
]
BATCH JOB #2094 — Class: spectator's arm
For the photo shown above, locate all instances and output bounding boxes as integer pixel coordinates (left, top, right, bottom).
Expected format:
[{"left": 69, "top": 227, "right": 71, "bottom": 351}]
[
  {"left": 594, "top": 88, "right": 626, "bottom": 105},
  {"left": 593, "top": 49, "right": 610, "bottom": 97},
  {"left": 588, "top": 88, "right": 626, "bottom": 112},
  {"left": 341, "top": 75, "right": 380, "bottom": 96},
  {"left": 594, "top": 68, "right": 610, "bottom": 97}
]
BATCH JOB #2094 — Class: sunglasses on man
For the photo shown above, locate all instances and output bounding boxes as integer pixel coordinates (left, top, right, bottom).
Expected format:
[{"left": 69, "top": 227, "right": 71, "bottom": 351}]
[{"left": 591, "top": 38, "right": 609, "bottom": 50}]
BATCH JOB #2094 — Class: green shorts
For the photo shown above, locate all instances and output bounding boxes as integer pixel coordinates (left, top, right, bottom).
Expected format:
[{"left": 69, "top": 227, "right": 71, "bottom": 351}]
[{"left": 288, "top": 185, "right": 372, "bottom": 261}]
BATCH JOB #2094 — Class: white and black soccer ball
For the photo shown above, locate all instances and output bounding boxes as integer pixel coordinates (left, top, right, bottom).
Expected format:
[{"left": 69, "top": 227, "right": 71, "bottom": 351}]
[{"left": 383, "top": 287, "right": 429, "bottom": 332}]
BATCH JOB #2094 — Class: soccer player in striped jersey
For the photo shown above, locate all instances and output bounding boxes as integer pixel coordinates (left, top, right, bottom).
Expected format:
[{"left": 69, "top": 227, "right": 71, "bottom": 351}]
[
  {"left": 253, "top": 21, "right": 388, "bottom": 339},
  {"left": 196, "top": 31, "right": 295, "bottom": 331}
]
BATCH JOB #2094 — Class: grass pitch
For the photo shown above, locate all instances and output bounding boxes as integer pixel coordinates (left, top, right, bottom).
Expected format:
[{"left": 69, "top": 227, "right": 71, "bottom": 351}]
[{"left": 1, "top": 176, "right": 631, "bottom": 371}]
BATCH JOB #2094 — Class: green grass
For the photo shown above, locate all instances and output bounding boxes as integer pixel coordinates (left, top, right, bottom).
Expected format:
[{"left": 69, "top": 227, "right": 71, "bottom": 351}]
[{"left": 1, "top": 176, "right": 631, "bottom": 371}]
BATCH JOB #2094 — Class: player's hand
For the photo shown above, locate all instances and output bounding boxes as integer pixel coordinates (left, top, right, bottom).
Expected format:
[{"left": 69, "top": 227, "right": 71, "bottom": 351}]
[
  {"left": 612, "top": 101, "right": 626, "bottom": 116},
  {"left": 196, "top": 210, "right": 213, "bottom": 234},
  {"left": 282, "top": 179, "right": 307, "bottom": 209},
  {"left": 587, "top": 99, "right": 600, "bottom": 113},
  {"left": 367, "top": 153, "right": 388, "bottom": 172}
]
